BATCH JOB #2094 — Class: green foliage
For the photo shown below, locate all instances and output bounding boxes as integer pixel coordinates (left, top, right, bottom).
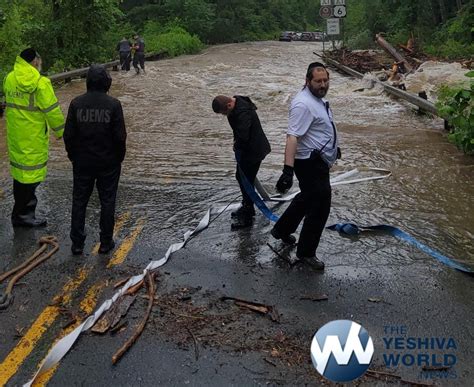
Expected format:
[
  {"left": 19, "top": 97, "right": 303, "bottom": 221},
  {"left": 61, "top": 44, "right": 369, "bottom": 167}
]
[
  {"left": 0, "top": 2, "right": 24, "bottom": 81},
  {"left": 124, "top": 0, "right": 322, "bottom": 44},
  {"left": 423, "top": 3, "right": 474, "bottom": 59},
  {"left": 425, "top": 39, "right": 474, "bottom": 60},
  {"left": 1, "top": 0, "right": 472, "bottom": 79},
  {"left": 344, "top": 0, "right": 473, "bottom": 58},
  {"left": 182, "top": 0, "right": 216, "bottom": 41},
  {"left": 346, "top": 29, "right": 373, "bottom": 50},
  {"left": 0, "top": 0, "right": 125, "bottom": 77},
  {"left": 436, "top": 72, "right": 474, "bottom": 155},
  {"left": 144, "top": 23, "right": 203, "bottom": 57}
]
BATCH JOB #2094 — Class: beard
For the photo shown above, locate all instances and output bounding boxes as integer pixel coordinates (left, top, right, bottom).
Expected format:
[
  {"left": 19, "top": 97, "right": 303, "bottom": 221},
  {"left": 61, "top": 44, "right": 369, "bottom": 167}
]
[{"left": 308, "top": 84, "right": 328, "bottom": 99}]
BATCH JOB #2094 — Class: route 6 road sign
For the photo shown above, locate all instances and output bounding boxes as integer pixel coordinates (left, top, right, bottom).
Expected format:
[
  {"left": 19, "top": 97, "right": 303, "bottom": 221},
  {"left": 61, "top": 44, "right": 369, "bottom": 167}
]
[
  {"left": 320, "top": 0, "right": 331, "bottom": 5},
  {"left": 333, "top": 5, "right": 347, "bottom": 18},
  {"left": 319, "top": 6, "right": 332, "bottom": 18}
]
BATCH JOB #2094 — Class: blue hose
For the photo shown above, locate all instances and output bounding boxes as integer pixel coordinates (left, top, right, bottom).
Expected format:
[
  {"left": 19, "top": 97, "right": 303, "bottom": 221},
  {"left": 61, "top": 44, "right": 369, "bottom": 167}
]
[{"left": 235, "top": 156, "right": 473, "bottom": 275}]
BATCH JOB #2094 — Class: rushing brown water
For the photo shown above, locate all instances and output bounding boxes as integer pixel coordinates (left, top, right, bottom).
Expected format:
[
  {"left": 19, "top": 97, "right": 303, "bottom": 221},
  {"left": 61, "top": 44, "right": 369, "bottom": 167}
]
[{"left": 0, "top": 41, "right": 472, "bottom": 266}]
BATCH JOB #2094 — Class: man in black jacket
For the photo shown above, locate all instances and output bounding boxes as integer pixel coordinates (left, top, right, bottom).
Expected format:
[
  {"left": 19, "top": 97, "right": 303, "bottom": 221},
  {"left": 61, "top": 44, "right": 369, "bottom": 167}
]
[
  {"left": 64, "top": 65, "right": 127, "bottom": 255},
  {"left": 212, "top": 95, "right": 271, "bottom": 229},
  {"left": 116, "top": 37, "right": 131, "bottom": 71},
  {"left": 132, "top": 34, "right": 145, "bottom": 74}
]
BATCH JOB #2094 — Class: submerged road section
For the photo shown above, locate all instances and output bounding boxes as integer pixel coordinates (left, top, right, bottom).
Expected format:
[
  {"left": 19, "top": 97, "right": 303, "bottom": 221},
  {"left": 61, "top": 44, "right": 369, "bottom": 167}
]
[{"left": 0, "top": 41, "right": 473, "bottom": 386}]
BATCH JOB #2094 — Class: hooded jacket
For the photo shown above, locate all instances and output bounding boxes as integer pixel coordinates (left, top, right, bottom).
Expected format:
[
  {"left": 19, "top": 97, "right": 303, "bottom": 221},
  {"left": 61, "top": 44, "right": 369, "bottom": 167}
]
[
  {"left": 227, "top": 96, "right": 271, "bottom": 162},
  {"left": 3, "top": 56, "right": 65, "bottom": 183},
  {"left": 64, "top": 65, "right": 126, "bottom": 168}
]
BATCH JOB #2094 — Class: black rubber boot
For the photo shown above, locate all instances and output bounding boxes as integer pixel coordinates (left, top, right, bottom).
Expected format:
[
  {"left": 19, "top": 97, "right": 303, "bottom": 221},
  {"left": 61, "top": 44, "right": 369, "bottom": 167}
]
[
  {"left": 71, "top": 244, "right": 84, "bottom": 255},
  {"left": 231, "top": 204, "right": 255, "bottom": 219},
  {"left": 299, "top": 255, "right": 325, "bottom": 270},
  {"left": 12, "top": 216, "right": 47, "bottom": 228},
  {"left": 99, "top": 239, "right": 116, "bottom": 254},
  {"left": 231, "top": 214, "right": 254, "bottom": 230},
  {"left": 270, "top": 227, "right": 296, "bottom": 245}
]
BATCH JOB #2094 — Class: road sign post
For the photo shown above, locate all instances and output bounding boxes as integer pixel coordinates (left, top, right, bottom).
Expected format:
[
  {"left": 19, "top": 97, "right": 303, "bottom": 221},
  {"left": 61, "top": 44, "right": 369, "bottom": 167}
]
[{"left": 320, "top": 0, "right": 348, "bottom": 51}]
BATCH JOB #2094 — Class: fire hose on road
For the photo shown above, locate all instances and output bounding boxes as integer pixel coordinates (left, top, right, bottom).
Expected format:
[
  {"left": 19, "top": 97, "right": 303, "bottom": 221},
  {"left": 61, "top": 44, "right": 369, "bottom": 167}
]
[{"left": 0, "top": 236, "right": 59, "bottom": 310}]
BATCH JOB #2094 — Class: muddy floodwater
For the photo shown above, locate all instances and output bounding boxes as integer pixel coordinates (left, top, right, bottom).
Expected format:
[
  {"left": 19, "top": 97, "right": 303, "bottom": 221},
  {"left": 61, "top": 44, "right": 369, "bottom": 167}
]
[
  {"left": 24, "top": 43, "right": 474, "bottom": 256},
  {"left": 1, "top": 40, "right": 473, "bottom": 272},
  {"left": 0, "top": 41, "right": 473, "bottom": 386}
]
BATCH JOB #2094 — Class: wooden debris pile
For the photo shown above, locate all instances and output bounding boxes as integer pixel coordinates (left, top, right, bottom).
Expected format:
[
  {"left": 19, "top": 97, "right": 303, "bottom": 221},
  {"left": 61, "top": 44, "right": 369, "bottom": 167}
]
[
  {"left": 324, "top": 33, "right": 435, "bottom": 76},
  {"left": 324, "top": 48, "right": 393, "bottom": 74}
]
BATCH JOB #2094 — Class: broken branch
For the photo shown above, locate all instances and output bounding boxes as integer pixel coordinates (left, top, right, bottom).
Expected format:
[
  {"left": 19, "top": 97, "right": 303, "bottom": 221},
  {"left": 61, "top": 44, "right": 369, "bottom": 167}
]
[{"left": 112, "top": 271, "right": 156, "bottom": 364}]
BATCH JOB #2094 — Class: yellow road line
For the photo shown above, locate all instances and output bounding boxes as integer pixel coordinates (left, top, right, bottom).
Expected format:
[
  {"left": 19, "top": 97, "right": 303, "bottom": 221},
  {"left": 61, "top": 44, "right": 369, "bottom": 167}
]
[
  {"left": 0, "top": 212, "right": 130, "bottom": 386},
  {"left": 0, "top": 267, "right": 89, "bottom": 386},
  {"left": 107, "top": 218, "right": 145, "bottom": 268},
  {"left": 33, "top": 283, "right": 105, "bottom": 386},
  {"left": 33, "top": 217, "right": 145, "bottom": 385}
]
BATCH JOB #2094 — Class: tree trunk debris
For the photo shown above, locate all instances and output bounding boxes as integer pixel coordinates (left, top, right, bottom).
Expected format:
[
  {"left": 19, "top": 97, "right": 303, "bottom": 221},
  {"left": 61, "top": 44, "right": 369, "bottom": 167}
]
[
  {"left": 92, "top": 294, "right": 136, "bottom": 334},
  {"left": 375, "top": 33, "right": 413, "bottom": 73},
  {"left": 112, "top": 271, "right": 156, "bottom": 364}
]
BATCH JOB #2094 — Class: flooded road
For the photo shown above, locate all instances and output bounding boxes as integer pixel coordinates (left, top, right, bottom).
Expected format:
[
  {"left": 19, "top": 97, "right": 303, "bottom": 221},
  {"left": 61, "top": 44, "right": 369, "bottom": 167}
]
[
  {"left": 0, "top": 41, "right": 473, "bottom": 385},
  {"left": 40, "top": 41, "right": 474, "bottom": 262}
]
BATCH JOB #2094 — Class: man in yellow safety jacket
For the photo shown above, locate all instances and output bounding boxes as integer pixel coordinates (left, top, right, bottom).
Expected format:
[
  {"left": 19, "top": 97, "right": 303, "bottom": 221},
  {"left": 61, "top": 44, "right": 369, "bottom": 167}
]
[{"left": 2, "top": 48, "right": 65, "bottom": 227}]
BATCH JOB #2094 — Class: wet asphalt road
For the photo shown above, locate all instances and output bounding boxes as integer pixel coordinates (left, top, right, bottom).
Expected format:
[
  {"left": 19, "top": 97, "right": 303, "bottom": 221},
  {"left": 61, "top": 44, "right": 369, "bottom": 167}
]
[{"left": 0, "top": 41, "right": 473, "bottom": 386}]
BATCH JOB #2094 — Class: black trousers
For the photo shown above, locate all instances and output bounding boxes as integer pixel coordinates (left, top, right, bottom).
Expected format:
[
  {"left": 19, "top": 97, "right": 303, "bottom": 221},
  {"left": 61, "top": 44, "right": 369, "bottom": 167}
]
[
  {"left": 70, "top": 164, "right": 121, "bottom": 247},
  {"left": 119, "top": 52, "right": 131, "bottom": 71},
  {"left": 236, "top": 159, "right": 261, "bottom": 211},
  {"left": 12, "top": 180, "right": 40, "bottom": 222},
  {"left": 133, "top": 52, "right": 145, "bottom": 70},
  {"left": 274, "top": 154, "right": 331, "bottom": 258}
]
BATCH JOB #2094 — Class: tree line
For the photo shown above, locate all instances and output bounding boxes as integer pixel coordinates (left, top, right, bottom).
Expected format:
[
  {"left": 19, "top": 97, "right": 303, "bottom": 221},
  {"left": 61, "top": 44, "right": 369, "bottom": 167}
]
[
  {"left": 0, "top": 0, "right": 472, "bottom": 77},
  {"left": 344, "top": 0, "right": 473, "bottom": 58}
]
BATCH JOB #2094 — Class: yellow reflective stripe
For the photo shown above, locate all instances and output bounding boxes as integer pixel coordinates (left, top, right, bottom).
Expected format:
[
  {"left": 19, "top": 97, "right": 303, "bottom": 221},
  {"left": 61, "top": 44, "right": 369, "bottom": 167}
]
[
  {"left": 5, "top": 102, "right": 41, "bottom": 112},
  {"left": 6, "top": 92, "right": 59, "bottom": 113},
  {"left": 40, "top": 101, "right": 59, "bottom": 113},
  {"left": 10, "top": 160, "right": 47, "bottom": 170},
  {"left": 51, "top": 123, "right": 64, "bottom": 132}
]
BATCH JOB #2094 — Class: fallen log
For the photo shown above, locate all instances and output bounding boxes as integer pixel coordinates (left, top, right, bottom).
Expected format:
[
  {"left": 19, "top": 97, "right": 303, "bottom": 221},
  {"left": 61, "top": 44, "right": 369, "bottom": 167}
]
[{"left": 375, "top": 34, "right": 413, "bottom": 73}]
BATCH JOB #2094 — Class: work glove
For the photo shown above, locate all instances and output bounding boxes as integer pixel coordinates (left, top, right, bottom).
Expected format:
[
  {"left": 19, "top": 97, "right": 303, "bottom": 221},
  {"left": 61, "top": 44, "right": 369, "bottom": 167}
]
[{"left": 276, "top": 165, "right": 294, "bottom": 193}]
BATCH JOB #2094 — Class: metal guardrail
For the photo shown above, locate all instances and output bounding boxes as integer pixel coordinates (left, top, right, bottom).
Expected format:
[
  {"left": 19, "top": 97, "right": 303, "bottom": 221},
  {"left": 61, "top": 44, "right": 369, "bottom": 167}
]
[
  {"left": 322, "top": 55, "right": 438, "bottom": 116},
  {"left": 48, "top": 51, "right": 166, "bottom": 83}
]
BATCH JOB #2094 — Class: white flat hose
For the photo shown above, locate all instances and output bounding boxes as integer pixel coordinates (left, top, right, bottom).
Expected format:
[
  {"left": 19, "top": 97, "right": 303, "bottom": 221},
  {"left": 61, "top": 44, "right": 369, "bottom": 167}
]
[{"left": 24, "top": 167, "right": 390, "bottom": 385}]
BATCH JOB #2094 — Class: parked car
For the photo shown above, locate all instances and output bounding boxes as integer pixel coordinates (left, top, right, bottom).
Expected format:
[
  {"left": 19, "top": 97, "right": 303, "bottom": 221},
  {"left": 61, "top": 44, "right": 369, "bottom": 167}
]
[
  {"left": 313, "top": 31, "right": 324, "bottom": 41},
  {"left": 300, "top": 32, "right": 314, "bottom": 41},
  {"left": 279, "top": 31, "right": 293, "bottom": 42},
  {"left": 279, "top": 31, "right": 328, "bottom": 42}
]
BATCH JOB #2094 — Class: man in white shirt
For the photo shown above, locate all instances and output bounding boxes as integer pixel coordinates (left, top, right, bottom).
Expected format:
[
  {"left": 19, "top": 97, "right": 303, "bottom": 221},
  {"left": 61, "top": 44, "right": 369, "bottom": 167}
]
[{"left": 272, "top": 62, "right": 339, "bottom": 270}]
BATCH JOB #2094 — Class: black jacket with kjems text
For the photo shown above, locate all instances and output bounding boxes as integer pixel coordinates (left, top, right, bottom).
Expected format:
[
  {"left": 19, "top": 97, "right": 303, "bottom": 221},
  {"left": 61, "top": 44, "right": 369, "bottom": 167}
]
[
  {"left": 64, "top": 65, "right": 126, "bottom": 168},
  {"left": 227, "top": 96, "right": 271, "bottom": 162}
]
